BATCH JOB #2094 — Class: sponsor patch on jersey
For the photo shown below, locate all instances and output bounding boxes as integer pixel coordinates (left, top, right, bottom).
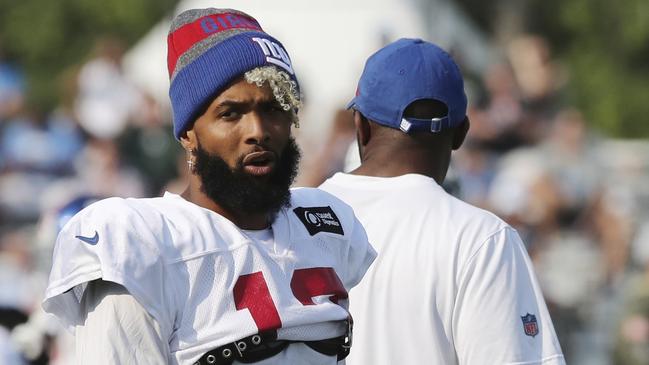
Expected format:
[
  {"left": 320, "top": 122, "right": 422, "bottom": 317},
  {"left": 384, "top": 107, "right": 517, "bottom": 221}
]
[
  {"left": 521, "top": 313, "right": 539, "bottom": 337},
  {"left": 293, "top": 206, "right": 344, "bottom": 236}
]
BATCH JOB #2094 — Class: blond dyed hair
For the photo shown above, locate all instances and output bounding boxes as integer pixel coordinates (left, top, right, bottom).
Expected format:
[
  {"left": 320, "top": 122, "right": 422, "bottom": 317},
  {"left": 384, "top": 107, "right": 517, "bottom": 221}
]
[{"left": 244, "top": 66, "right": 301, "bottom": 127}]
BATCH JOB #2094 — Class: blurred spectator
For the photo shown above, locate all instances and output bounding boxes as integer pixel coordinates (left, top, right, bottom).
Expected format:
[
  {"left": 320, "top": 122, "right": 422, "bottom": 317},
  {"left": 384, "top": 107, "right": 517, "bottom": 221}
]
[
  {"left": 507, "top": 35, "right": 565, "bottom": 108},
  {"left": 0, "top": 108, "right": 84, "bottom": 223},
  {"left": 534, "top": 229, "right": 606, "bottom": 360},
  {"left": 614, "top": 277, "right": 649, "bottom": 365},
  {"left": 589, "top": 187, "right": 635, "bottom": 284},
  {"left": 485, "top": 106, "right": 639, "bottom": 364},
  {"left": 540, "top": 109, "right": 602, "bottom": 223},
  {"left": 468, "top": 35, "right": 567, "bottom": 157},
  {"left": 0, "top": 227, "right": 48, "bottom": 364},
  {"left": 0, "top": 229, "right": 38, "bottom": 314},
  {"left": 74, "top": 36, "right": 143, "bottom": 139},
  {"left": 486, "top": 108, "right": 603, "bottom": 239},
  {"left": 73, "top": 138, "right": 145, "bottom": 198},
  {"left": 0, "top": 326, "right": 25, "bottom": 365},
  {"left": 14, "top": 196, "right": 106, "bottom": 365},
  {"left": 485, "top": 147, "right": 553, "bottom": 241},
  {"left": 452, "top": 141, "right": 497, "bottom": 207},
  {"left": 0, "top": 39, "right": 25, "bottom": 121},
  {"left": 297, "top": 109, "right": 356, "bottom": 187},
  {"left": 630, "top": 221, "right": 649, "bottom": 270},
  {"left": 162, "top": 152, "right": 191, "bottom": 195},
  {"left": 467, "top": 63, "right": 528, "bottom": 151},
  {"left": 0, "top": 108, "right": 83, "bottom": 175},
  {"left": 614, "top": 219, "right": 649, "bottom": 364},
  {"left": 117, "top": 92, "right": 183, "bottom": 196}
]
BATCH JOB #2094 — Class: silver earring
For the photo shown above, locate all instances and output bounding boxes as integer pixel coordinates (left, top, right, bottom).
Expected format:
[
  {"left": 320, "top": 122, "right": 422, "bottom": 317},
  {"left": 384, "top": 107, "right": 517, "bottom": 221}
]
[{"left": 187, "top": 149, "right": 196, "bottom": 172}]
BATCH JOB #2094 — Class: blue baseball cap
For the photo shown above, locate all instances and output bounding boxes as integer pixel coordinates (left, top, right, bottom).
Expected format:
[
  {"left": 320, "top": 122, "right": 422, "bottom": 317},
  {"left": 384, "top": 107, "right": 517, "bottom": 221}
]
[{"left": 347, "top": 38, "right": 467, "bottom": 133}]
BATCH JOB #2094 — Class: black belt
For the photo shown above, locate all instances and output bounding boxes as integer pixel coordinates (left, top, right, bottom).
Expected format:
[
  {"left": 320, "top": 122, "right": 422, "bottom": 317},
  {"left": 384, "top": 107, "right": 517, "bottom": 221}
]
[
  {"left": 194, "top": 321, "right": 352, "bottom": 364},
  {"left": 194, "top": 331, "right": 285, "bottom": 365}
]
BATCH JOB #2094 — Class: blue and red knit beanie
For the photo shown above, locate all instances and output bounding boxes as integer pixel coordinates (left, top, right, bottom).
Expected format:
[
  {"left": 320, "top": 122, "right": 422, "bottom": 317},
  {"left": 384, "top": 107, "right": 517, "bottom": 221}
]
[{"left": 167, "top": 8, "right": 300, "bottom": 139}]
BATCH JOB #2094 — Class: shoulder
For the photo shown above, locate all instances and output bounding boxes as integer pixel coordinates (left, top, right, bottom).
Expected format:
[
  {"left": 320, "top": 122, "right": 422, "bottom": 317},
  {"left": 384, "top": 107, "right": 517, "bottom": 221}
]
[
  {"left": 437, "top": 193, "right": 523, "bottom": 265},
  {"left": 287, "top": 187, "right": 358, "bottom": 237},
  {"left": 64, "top": 196, "right": 163, "bottom": 228},
  {"left": 287, "top": 188, "right": 376, "bottom": 289},
  {"left": 446, "top": 193, "right": 510, "bottom": 233},
  {"left": 45, "top": 197, "right": 175, "bottom": 331},
  {"left": 56, "top": 196, "right": 173, "bottom": 263},
  {"left": 290, "top": 187, "right": 353, "bottom": 211}
]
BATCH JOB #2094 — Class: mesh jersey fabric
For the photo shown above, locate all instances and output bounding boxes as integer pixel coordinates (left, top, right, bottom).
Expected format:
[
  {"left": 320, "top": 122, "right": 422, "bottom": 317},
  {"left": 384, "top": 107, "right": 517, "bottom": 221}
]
[{"left": 43, "top": 188, "right": 376, "bottom": 364}]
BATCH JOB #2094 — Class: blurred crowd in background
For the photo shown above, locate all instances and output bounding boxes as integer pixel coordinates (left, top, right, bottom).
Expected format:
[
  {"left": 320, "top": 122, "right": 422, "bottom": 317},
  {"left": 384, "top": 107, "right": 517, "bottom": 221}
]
[{"left": 1, "top": 13, "right": 649, "bottom": 365}]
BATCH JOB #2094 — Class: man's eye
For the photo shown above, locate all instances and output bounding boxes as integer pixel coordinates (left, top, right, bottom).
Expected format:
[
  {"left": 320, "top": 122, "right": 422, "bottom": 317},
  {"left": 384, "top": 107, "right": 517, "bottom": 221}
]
[
  {"left": 219, "top": 110, "right": 240, "bottom": 119},
  {"left": 265, "top": 103, "right": 285, "bottom": 113}
]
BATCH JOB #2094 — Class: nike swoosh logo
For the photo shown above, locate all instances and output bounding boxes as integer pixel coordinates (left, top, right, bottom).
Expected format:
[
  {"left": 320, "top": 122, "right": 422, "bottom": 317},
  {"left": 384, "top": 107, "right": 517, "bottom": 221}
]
[{"left": 75, "top": 231, "right": 99, "bottom": 245}]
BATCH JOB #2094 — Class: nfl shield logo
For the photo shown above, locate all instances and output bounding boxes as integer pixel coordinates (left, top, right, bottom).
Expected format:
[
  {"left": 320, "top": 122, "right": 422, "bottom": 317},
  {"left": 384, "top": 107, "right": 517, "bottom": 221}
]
[{"left": 521, "top": 313, "right": 539, "bottom": 337}]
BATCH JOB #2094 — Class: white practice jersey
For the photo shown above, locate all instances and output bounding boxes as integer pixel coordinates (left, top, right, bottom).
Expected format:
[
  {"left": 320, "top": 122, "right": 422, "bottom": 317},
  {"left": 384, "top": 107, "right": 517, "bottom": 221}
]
[
  {"left": 320, "top": 173, "right": 565, "bottom": 365},
  {"left": 43, "top": 189, "right": 376, "bottom": 364}
]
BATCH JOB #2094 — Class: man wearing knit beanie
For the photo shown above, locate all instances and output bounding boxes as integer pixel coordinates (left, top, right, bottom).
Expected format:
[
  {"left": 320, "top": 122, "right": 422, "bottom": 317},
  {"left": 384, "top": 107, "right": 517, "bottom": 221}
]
[{"left": 42, "top": 8, "right": 376, "bottom": 364}]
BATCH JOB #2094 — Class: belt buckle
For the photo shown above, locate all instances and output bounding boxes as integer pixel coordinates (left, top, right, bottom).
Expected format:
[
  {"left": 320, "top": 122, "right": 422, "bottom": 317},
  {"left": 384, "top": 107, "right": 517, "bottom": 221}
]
[{"left": 343, "top": 318, "right": 353, "bottom": 349}]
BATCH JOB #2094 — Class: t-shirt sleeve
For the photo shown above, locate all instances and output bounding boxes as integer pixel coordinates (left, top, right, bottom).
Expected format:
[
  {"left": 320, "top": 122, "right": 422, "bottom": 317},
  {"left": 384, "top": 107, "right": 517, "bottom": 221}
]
[
  {"left": 42, "top": 198, "right": 173, "bottom": 337},
  {"left": 453, "top": 227, "right": 565, "bottom": 365}
]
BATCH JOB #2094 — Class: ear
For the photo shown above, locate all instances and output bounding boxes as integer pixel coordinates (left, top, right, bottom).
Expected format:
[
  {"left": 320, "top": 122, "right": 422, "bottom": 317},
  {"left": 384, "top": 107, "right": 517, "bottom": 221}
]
[
  {"left": 179, "top": 128, "right": 197, "bottom": 153},
  {"left": 353, "top": 111, "right": 371, "bottom": 147},
  {"left": 452, "top": 117, "right": 470, "bottom": 150}
]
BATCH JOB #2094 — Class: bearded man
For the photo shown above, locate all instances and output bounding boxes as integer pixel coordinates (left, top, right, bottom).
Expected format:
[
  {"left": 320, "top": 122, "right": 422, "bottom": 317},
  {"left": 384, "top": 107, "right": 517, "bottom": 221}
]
[{"left": 43, "top": 8, "right": 375, "bottom": 365}]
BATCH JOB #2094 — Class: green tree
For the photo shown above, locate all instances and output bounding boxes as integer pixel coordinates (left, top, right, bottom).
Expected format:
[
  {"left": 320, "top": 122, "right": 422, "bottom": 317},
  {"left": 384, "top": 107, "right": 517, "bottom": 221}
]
[
  {"left": 455, "top": 0, "right": 649, "bottom": 138},
  {"left": 0, "top": 0, "right": 177, "bottom": 112}
]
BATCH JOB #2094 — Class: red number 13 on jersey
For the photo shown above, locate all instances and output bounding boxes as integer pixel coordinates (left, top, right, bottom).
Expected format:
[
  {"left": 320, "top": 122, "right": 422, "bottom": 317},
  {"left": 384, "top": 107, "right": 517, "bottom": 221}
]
[{"left": 233, "top": 267, "right": 348, "bottom": 331}]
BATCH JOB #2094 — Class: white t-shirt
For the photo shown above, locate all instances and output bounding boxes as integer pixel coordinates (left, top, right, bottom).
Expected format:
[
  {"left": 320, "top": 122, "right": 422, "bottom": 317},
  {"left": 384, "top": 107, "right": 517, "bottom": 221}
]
[
  {"left": 43, "top": 189, "right": 376, "bottom": 364},
  {"left": 320, "top": 173, "right": 565, "bottom": 365}
]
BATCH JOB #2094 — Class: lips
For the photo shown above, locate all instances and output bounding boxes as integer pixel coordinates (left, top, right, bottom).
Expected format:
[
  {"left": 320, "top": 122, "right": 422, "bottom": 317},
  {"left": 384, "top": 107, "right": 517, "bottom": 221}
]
[{"left": 242, "top": 151, "right": 276, "bottom": 176}]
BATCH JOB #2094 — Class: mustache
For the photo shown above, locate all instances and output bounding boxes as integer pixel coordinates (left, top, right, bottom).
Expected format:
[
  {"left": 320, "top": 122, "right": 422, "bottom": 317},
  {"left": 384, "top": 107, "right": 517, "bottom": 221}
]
[
  {"left": 192, "top": 137, "right": 301, "bottom": 216},
  {"left": 237, "top": 148, "right": 278, "bottom": 169}
]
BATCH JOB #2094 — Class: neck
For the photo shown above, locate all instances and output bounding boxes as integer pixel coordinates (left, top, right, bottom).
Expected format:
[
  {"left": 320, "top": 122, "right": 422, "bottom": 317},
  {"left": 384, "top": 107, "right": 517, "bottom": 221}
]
[
  {"left": 352, "top": 145, "right": 450, "bottom": 184},
  {"left": 181, "top": 176, "right": 270, "bottom": 230}
]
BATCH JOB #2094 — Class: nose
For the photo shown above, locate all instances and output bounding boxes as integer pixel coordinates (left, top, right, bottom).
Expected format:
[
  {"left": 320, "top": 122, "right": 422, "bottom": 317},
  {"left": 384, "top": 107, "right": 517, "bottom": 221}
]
[{"left": 243, "top": 112, "right": 271, "bottom": 146}]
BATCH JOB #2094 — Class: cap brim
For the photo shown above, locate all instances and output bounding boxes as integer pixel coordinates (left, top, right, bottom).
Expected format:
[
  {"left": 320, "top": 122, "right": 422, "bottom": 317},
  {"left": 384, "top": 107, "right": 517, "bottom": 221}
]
[{"left": 345, "top": 97, "right": 357, "bottom": 110}]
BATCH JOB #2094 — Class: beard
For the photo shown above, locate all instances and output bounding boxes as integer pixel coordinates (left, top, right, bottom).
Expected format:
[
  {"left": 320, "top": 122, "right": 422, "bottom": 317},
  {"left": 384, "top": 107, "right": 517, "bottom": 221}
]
[{"left": 193, "top": 137, "right": 301, "bottom": 217}]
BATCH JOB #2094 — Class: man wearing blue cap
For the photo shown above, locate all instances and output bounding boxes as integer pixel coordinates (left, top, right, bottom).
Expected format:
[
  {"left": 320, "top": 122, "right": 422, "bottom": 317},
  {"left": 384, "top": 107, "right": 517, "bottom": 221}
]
[{"left": 320, "top": 39, "right": 565, "bottom": 364}]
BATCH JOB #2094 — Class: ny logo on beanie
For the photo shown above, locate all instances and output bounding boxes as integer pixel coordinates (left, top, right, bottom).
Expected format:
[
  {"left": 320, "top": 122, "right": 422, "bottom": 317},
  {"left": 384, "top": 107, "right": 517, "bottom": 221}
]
[{"left": 251, "top": 37, "right": 294, "bottom": 75}]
